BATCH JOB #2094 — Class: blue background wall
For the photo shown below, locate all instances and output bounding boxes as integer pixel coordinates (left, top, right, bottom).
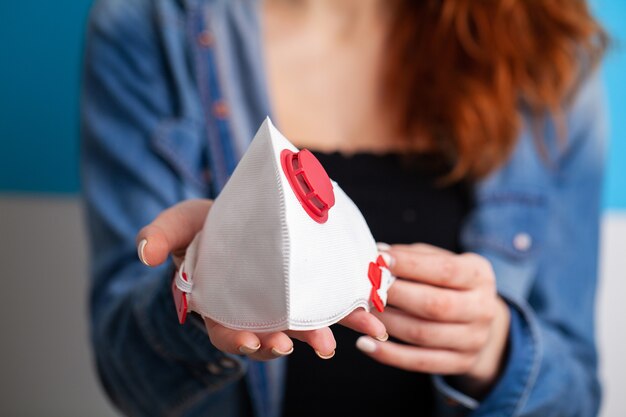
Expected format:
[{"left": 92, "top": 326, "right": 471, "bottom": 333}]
[
  {"left": 597, "top": 0, "right": 626, "bottom": 209},
  {"left": 0, "top": 0, "right": 624, "bottom": 207},
  {"left": 0, "top": 0, "right": 91, "bottom": 193}
]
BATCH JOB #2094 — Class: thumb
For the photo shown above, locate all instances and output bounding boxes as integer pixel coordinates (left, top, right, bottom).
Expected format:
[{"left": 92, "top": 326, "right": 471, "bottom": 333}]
[{"left": 136, "top": 199, "right": 213, "bottom": 266}]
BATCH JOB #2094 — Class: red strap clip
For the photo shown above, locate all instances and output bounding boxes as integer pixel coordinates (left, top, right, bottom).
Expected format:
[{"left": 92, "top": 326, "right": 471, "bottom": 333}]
[
  {"left": 368, "top": 255, "right": 388, "bottom": 312},
  {"left": 172, "top": 271, "right": 189, "bottom": 324}
]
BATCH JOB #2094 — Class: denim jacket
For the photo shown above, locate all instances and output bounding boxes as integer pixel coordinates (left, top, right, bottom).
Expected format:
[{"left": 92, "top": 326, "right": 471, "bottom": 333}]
[{"left": 80, "top": 0, "right": 607, "bottom": 416}]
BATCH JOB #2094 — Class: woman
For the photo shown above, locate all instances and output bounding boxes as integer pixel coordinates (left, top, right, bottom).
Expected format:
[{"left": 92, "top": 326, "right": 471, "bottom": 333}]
[{"left": 80, "top": 0, "right": 608, "bottom": 416}]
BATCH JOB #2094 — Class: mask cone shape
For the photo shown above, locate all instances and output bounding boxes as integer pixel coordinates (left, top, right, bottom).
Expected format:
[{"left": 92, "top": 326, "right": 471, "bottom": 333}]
[{"left": 178, "top": 117, "right": 394, "bottom": 331}]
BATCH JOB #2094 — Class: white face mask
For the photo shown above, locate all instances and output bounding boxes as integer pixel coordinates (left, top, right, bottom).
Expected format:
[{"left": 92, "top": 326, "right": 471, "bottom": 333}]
[{"left": 172, "top": 118, "right": 394, "bottom": 331}]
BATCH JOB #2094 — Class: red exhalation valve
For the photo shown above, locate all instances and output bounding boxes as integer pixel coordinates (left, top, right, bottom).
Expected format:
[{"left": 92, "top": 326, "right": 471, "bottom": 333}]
[{"left": 281, "top": 149, "right": 335, "bottom": 223}]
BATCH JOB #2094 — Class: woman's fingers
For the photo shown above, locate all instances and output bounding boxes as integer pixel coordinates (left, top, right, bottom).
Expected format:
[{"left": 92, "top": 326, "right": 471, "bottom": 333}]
[
  {"left": 204, "top": 318, "right": 337, "bottom": 360},
  {"left": 387, "top": 280, "right": 487, "bottom": 323},
  {"left": 355, "top": 336, "right": 476, "bottom": 375},
  {"left": 384, "top": 242, "right": 452, "bottom": 256},
  {"left": 363, "top": 247, "right": 506, "bottom": 384},
  {"left": 286, "top": 327, "right": 337, "bottom": 359},
  {"left": 373, "top": 307, "right": 488, "bottom": 352},
  {"left": 204, "top": 318, "right": 262, "bottom": 356},
  {"left": 338, "top": 308, "right": 388, "bottom": 341},
  {"left": 136, "top": 199, "right": 213, "bottom": 266},
  {"left": 385, "top": 250, "right": 491, "bottom": 290},
  {"left": 249, "top": 331, "right": 295, "bottom": 361}
]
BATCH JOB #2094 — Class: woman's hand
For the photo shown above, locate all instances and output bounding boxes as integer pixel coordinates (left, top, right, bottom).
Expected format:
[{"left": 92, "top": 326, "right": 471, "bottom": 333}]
[
  {"left": 359, "top": 243, "right": 510, "bottom": 397},
  {"left": 135, "top": 199, "right": 387, "bottom": 362}
]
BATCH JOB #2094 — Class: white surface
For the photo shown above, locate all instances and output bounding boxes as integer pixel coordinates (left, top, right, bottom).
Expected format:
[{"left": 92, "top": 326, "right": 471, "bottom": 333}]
[
  {"left": 0, "top": 197, "right": 624, "bottom": 416},
  {"left": 597, "top": 212, "right": 626, "bottom": 417}
]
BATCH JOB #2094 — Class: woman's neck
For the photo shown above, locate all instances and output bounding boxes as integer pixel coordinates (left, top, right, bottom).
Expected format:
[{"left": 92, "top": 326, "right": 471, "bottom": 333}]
[{"left": 262, "top": 0, "right": 414, "bottom": 155}]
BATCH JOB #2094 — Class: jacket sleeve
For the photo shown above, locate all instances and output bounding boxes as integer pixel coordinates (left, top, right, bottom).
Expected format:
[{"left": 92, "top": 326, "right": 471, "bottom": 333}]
[
  {"left": 80, "top": 1, "right": 250, "bottom": 415},
  {"left": 433, "top": 72, "right": 608, "bottom": 417}
]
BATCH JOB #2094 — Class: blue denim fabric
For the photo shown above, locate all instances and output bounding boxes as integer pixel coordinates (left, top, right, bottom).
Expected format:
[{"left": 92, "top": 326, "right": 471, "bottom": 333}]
[{"left": 80, "top": 0, "right": 607, "bottom": 416}]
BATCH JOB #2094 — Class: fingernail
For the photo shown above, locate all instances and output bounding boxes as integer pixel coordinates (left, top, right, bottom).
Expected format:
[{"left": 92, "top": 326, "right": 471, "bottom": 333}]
[
  {"left": 378, "top": 251, "right": 394, "bottom": 269},
  {"left": 356, "top": 336, "right": 377, "bottom": 353},
  {"left": 137, "top": 239, "right": 150, "bottom": 266},
  {"left": 315, "top": 350, "right": 335, "bottom": 360},
  {"left": 238, "top": 343, "right": 261, "bottom": 355},
  {"left": 374, "top": 332, "right": 389, "bottom": 342},
  {"left": 271, "top": 346, "right": 294, "bottom": 357},
  {"left": 376, "top": 242, "right": 391, "bottom": 251}
]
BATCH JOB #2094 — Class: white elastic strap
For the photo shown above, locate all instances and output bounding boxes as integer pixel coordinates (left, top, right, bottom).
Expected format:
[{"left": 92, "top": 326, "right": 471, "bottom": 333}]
[{"left": 175, "top": 260, "right": 193, "bottom": 294}]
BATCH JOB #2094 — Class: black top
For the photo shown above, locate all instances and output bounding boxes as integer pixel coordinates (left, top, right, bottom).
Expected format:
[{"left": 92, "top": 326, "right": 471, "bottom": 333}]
[{"left": 281, "top": 151, "right": 474, "bottom": 417}]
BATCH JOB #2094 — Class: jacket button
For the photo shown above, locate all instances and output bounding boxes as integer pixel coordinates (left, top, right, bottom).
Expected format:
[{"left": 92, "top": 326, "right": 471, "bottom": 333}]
[
  {"left": 219, "top": 357, "right": 237, "bottom": 369},
  {"left": 202, "top": 168, "right": 212, "bottom": 183},
  {"left": 213, "top": 100, "right": 229, "bottom": 119},
  {"left": 513, "top": 232, "right": 532, "bottom": 252},
  {"left": 206, "top": 362, "right": 222, "bottom": 374},
  {"left": 198, "top": 30, "right": 214, "bottom": 47}
]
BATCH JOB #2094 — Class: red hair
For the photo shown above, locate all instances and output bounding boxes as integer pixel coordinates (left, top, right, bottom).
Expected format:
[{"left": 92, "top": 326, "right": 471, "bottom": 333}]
[{"left": 383, "top": 0, "right": 607, "bottom": 180}]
